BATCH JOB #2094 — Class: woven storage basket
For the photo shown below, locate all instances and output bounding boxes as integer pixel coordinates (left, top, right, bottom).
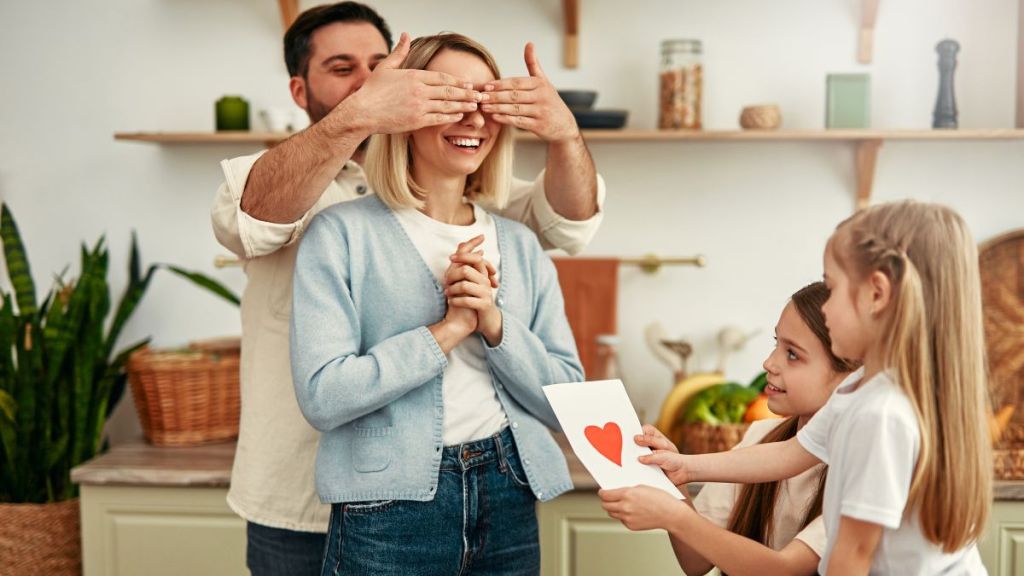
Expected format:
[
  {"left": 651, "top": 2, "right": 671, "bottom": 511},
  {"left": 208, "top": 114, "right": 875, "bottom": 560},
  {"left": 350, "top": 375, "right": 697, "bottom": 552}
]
[
  {"left": 128, "top": 338, "right": 241, "bottom": 446},
  {"left": 0, "top": 499, "right": 81, "bottom": 575},
  {"left": 979, "top": 230, "right": 1024, "bottom": 480},
  {"left": 675, "top": 422, "right": 750, "bottom": 455}
]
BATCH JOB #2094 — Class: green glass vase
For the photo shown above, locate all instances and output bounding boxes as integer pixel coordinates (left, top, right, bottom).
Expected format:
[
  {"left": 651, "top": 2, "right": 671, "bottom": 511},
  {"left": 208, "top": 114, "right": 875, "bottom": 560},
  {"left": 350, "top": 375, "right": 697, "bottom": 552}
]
[{"left": 216, "top": 95, "right": 250, "bottom": 131}]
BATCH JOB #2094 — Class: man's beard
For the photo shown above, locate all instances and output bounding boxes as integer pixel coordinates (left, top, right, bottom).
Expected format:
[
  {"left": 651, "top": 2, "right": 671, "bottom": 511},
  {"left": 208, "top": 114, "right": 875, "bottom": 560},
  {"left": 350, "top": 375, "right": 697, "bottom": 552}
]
[{"left": 306, "top": 84, "right": 371, "bottom": 156}]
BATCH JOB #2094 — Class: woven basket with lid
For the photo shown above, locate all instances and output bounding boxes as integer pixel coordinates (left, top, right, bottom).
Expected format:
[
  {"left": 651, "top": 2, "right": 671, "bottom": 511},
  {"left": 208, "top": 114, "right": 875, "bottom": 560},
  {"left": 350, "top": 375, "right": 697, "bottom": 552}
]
[{"left": 980, "top": 229, "right": 1024, "bottom": 479}]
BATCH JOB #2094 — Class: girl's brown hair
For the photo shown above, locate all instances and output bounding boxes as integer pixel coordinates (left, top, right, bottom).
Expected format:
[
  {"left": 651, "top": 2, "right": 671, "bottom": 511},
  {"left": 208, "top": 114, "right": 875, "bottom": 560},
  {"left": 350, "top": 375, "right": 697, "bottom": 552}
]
[
  {"left": 726, "top": 282, "right": 858, "bottom": 549},
  {"left": 832, "top": 200, "right": 991, "bottom": 551}
]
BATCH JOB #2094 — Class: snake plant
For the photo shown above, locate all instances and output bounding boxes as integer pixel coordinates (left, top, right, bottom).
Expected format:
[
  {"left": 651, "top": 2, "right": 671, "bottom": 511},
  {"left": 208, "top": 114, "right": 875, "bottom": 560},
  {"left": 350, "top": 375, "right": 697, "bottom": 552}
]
[{"left": 0, "top": 204, "right": 239, "bottom": 503}]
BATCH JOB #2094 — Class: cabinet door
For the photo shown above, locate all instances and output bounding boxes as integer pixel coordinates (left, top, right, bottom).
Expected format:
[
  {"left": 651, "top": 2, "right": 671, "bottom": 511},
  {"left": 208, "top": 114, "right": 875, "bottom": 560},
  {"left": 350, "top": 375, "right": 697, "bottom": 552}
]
[
  {"left": 979, "top": 500, "right": 1024, "bottom": 576},
  {"left": 80, "top": 485, "right": 246, "bottom": 576},
  {"left": 539, "top": 492, "right": 683, "bottom": 576}
]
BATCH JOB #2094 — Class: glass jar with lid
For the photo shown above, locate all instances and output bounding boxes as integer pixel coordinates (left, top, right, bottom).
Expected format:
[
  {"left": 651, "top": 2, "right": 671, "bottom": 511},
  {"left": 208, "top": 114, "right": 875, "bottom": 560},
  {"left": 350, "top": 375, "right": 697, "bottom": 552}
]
[{"left": 658, "top": 39, "right": 703, "bottom": 130}]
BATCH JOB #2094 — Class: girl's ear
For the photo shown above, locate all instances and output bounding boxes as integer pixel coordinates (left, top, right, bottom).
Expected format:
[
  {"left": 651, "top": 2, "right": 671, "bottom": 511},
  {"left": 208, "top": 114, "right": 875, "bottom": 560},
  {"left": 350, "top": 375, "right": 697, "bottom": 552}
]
[{"left": 866, "top": 269, "right": 893, "bottom": 316}]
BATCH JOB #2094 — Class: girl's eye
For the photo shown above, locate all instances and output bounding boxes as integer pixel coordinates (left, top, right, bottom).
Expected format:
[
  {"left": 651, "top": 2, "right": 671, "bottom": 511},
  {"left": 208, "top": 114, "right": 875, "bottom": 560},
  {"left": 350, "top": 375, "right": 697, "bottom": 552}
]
[{"left": 787, "top": 348, "right": 799, "bottom": 361}]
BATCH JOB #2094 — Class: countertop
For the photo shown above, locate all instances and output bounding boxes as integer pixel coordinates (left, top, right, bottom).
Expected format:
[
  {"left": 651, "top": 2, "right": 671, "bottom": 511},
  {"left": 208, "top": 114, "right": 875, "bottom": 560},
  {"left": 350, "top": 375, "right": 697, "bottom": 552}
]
[
  {"left": 71, "top": 437, "right": 1024, "bottom": 501},
  {"left": 70, "top": 434, "right": 599, "bottom": 490}
]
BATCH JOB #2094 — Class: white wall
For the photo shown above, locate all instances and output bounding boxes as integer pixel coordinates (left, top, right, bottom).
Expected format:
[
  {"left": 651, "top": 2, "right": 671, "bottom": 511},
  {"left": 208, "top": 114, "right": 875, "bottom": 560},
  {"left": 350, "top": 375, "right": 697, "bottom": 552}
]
[{"left": 1, "top": 0, "right": 1021, "bottom": 439}]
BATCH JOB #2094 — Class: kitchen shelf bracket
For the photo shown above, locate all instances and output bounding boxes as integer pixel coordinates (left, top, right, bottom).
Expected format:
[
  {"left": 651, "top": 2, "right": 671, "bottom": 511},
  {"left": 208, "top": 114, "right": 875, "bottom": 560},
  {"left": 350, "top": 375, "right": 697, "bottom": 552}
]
[
  {"left": 563, "top": 0, "right": 578, "bottom": 68},
  {"left": 859, "top": 0, "right": 880, "bottom": 64},
  {"left": 278, "top": 0, "right": 298, "bottom": 32},
  {"left": 855, "top": 139, "right": 882, "bottom": 210}
]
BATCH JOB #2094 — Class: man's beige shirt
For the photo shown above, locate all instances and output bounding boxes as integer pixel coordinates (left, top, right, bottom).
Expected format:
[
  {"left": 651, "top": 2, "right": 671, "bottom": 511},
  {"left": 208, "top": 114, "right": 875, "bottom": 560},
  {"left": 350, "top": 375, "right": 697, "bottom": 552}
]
[{"left": 211, "top": 151, "right": 606, "bottom": 532}]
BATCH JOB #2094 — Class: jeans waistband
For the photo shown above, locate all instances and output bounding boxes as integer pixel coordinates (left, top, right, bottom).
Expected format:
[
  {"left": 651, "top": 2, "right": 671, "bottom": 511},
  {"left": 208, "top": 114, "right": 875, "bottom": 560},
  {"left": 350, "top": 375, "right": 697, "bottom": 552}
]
[{"left": 440, "top": 426, "right": 516, "bottom": 472}]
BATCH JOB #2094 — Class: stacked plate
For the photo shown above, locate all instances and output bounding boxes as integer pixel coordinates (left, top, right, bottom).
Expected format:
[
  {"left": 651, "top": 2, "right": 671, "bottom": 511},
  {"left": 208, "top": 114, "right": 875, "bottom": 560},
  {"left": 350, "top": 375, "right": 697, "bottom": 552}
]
[{"left": 558, "top": 90, "right": 628, "bottom": 130}]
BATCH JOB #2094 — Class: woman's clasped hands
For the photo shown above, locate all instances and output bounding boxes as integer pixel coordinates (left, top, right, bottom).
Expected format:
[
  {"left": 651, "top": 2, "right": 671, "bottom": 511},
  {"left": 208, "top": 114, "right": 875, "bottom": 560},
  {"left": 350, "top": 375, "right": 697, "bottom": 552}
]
[{"left": 442, "top": 234, "right": 502, "bottom": 346}]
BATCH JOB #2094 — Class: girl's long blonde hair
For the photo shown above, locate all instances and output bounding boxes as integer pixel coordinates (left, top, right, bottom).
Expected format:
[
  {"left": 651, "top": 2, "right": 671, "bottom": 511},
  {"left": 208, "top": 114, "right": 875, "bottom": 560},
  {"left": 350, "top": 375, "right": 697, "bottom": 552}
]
[
  {"left": 365, "top": 33, "right": 513, "bottom": 211},
  {"left": 834, "top": 200, "right": 991, "bottom": 551}
]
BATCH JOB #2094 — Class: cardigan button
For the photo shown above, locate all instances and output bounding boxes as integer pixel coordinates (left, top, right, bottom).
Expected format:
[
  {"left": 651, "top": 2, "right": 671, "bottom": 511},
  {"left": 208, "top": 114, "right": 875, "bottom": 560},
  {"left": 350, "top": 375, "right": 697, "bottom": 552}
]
[
  {"left": 356, "top": 184, "right": 367, "bottom": 195},
  {"left": 496, "top": 296, "right": 504, "bottom": 306}
]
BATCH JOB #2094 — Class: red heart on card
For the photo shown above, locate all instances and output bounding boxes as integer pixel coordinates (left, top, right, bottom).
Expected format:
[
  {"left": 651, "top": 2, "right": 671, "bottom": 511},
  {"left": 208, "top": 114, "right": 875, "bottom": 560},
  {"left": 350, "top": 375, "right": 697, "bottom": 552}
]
[{"left": 584, "top": 422, "right": 623, "bottom": 466}]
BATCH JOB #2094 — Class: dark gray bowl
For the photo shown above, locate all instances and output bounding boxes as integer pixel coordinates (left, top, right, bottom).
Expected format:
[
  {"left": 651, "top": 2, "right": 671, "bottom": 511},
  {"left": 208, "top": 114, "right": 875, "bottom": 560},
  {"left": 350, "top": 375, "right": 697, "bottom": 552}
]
[
  {"left": 558, "top": 90, "right": 598, "bottom": 110},
  {"left": 572, "top": 109, "right": 628, "bottom": 130}
]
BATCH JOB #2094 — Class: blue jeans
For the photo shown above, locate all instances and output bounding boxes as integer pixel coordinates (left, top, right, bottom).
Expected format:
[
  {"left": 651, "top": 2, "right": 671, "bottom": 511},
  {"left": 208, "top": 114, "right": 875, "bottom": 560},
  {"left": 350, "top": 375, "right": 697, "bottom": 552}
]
[
  {"left": 246, "top": 521, "right": 326, "bottom": 576},
  {"left": 321, "top": 426, "right": 540, "bottom": 575}
]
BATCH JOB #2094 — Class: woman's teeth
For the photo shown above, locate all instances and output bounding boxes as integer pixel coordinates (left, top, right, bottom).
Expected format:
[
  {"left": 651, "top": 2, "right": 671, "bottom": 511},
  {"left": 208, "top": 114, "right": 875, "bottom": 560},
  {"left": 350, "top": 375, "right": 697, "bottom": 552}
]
[{"left": 447, "top": 137, "right": 480, "bottom": 148}]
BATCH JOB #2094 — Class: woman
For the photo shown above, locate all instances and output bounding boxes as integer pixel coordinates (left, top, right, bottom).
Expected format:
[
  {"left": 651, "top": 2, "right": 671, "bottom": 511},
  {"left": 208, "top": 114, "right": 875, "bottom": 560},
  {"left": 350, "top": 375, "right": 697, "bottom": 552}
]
[{"left": 290, "top": 33, "right": 583, "bottom": 575}]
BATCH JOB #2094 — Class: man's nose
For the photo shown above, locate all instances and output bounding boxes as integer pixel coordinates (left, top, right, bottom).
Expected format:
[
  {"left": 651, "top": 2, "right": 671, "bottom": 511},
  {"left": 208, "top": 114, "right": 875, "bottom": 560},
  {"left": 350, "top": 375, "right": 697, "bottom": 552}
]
[{"left": 351, "top": 67, "right": 372, "bottom": 91}]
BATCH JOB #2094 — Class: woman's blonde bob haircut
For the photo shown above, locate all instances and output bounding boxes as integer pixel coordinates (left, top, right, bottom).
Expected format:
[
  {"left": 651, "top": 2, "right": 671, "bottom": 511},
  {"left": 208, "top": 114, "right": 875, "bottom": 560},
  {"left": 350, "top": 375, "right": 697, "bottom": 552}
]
[{"left": 366, "top": 33, "right": 513, "bottom": 211}]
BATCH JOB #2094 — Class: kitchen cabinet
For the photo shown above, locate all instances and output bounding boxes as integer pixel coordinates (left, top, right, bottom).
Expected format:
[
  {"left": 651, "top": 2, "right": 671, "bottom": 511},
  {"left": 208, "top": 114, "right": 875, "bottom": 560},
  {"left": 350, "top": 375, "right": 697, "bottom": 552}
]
[
  {"left": 979, "top": 496, "right": 1024, "bottom": 576},
  {"left": 77, "top": 484, "right": 246, "bottom": 576},
  {"left": 72, "top": 442, "right": 1024, "bottom": 575},
  {"left": 538, "top": 491, "right": 684, "bottom": 576}
]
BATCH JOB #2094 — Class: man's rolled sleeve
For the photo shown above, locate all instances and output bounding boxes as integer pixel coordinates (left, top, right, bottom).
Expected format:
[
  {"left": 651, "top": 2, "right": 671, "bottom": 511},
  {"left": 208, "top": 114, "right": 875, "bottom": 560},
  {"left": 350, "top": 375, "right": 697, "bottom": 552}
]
[
  {"left": 499, "top": 169, "right": 606, "bottom": 256},
  {"left": 210, "top": 150, "right": 314, "bottom": 259}
]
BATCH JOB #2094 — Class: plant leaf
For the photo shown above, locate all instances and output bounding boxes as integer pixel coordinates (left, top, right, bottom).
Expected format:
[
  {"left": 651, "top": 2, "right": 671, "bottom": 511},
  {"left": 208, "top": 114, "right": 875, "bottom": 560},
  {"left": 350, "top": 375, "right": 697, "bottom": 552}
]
[
  {"left": 0, "top": 204, "right": 37, "bottom": 317},
  {"left": 162, "top": 265, "right": 240, "bottom": 306}
]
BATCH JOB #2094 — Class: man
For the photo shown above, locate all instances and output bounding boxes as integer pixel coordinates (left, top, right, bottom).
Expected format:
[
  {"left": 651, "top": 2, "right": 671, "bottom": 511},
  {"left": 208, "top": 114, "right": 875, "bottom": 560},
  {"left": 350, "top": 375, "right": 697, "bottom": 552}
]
[{"left": 211, "top": 3, "right": 605, "bottom": 574}]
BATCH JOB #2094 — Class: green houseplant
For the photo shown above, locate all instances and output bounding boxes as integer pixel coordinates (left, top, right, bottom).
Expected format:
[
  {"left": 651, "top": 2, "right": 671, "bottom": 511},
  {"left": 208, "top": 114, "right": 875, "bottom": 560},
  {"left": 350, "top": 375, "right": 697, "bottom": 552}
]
[{"left": 0, "top": 203, "right": 239, "bottom": 571}]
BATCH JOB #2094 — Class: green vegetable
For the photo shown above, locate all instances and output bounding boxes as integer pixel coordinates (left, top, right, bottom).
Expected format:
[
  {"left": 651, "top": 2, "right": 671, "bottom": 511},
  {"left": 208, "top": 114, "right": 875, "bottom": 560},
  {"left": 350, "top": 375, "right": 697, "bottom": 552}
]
[
  {"left": 682, "top": 382, "right": 760, "bottom": 425},
  {"left": 750, "top": 371, "right": 769, "bottom": 393}
]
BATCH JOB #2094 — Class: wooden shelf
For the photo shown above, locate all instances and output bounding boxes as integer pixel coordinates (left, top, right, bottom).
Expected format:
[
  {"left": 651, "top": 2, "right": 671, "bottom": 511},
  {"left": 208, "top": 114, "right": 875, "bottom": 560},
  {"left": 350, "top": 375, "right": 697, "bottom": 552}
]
[
  {"left": 113, "top": 129, "right": 1024, "bottom": 210},
  {"left": 115, "top": 129, "right": 1024, "bottom": 144}
]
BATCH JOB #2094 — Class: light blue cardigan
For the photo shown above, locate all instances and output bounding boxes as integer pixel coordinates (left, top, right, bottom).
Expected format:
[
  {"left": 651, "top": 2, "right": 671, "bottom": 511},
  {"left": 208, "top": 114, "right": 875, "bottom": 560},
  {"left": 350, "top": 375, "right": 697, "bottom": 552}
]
[{"left": 290, "top": 195, "right": 584, "bottom": 504}]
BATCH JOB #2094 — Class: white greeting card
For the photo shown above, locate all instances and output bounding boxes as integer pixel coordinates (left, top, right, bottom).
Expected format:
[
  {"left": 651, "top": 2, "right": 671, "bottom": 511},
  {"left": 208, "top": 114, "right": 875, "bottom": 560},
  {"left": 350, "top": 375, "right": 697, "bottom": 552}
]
[{"left": 544, "top": 379, "right": 684, "bottom": 498}]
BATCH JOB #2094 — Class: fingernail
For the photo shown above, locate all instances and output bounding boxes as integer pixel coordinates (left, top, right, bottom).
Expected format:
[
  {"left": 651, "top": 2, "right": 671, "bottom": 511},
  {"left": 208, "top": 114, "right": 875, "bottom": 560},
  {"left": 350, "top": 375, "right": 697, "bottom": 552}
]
[
  {"left": 484, "top": 84, "right": 494, "bottom": 91},
  {"left": 480, "top": 93, "right": 490, "bottom": 102}
]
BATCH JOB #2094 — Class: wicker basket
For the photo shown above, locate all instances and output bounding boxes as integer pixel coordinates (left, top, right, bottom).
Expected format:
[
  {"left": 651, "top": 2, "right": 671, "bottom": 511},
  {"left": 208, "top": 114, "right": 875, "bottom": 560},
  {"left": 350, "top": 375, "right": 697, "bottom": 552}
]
[
  {"left": 675, "top": 422, "right": 750, "bottom": 455},
  {"left": 0, "top": 499, "right": 81, "bottom": 575},
  {"left": 739, "top": 104, "right": 781, "bottom": 130},
  {"left": 127, "top": 338, "right": 241, "bottom": 446},
  {"left": 979, "top": 230, "right": 1024, "bottom": 480}
]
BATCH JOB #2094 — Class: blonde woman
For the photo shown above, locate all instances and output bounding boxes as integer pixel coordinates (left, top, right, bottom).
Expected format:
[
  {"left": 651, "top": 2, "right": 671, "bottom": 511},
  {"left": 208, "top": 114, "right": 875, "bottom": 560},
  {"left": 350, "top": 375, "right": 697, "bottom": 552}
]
[
  {"left": 639, "top": 201, "right": 991, "bottom": 574},
  {"left": 289, "top": 33, "right": 583, "bottom": 575}
]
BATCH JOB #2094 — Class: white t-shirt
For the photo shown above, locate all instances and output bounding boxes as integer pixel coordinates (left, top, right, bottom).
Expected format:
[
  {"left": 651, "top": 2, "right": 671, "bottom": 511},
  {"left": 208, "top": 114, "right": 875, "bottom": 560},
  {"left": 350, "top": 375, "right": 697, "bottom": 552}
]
[
  {"left": 797, "top": 368, "right": 987, "bottom": 575},
  {"left": 393, "top": 202, "right": 508, "bottom": 446},
  {"left": 695, "top": 419, "right": 827, "bottom": 557}
]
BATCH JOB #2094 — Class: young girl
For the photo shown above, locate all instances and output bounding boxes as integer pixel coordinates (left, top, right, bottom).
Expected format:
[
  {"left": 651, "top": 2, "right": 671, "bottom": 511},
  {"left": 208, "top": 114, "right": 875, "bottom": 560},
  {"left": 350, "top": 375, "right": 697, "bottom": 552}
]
[
  {"left": 601, "top": 282, "right": 858, "bottom": 575},
  {"left": 289, "top": 33, "right": 583, "bottom": 575},
  {"left": 636, "top": 201, "right": 992, "bottom": 574}
]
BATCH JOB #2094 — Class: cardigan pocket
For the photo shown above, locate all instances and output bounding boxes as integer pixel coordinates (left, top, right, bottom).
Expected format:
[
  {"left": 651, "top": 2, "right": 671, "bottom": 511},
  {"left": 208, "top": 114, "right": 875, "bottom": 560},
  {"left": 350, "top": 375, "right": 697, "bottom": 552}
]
[{"left": 353, "top": 427, "right": 393, "bottom": 473}]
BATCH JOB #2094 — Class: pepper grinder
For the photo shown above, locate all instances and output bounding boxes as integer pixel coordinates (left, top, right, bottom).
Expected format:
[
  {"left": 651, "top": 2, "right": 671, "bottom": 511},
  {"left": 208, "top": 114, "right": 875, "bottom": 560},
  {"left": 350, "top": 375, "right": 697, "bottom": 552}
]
[{"left": 932, "top": 39, "right": 960, "bottom": 129}]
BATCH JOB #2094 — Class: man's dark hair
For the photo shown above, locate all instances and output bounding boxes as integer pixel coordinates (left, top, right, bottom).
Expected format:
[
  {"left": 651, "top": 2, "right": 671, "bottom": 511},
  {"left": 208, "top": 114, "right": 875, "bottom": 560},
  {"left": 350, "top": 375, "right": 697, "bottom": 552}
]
[{"left": 284, "top": 2, "right": 393, "bottom": 78}]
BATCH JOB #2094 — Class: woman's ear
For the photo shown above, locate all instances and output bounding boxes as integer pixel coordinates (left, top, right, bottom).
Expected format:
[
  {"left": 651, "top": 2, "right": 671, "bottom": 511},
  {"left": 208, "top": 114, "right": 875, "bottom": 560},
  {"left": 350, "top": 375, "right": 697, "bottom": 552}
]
[{"left": 866, "top": 269, "right": 893, "bottom": 316}]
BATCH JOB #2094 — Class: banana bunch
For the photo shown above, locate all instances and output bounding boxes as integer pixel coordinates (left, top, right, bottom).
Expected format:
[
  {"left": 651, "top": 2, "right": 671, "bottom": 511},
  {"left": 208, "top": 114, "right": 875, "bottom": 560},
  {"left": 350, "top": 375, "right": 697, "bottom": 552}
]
[
  {"left": 990, "top": 404, "right": 1016, "bottom": 445},
  {"left": 654, "top": 372, "right": 726, "bottom": 449}
]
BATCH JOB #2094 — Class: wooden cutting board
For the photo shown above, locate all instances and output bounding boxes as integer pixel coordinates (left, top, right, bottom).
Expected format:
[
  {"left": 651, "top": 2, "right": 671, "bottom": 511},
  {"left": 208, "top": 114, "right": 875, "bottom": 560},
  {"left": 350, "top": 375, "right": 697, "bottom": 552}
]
[{"left": 979, "top": 229, "right": 1024, "bottom": 443}]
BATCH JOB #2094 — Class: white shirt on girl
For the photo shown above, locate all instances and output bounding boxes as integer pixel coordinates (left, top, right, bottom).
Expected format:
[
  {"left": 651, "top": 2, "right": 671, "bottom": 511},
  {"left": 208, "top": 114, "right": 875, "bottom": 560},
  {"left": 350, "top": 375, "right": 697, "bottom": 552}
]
[
  {"left": 797, "top": 367, "right": 987, "bottom": 575},
  {"left": 393, "top": 202, "right": 508, "bottom": 446}
]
